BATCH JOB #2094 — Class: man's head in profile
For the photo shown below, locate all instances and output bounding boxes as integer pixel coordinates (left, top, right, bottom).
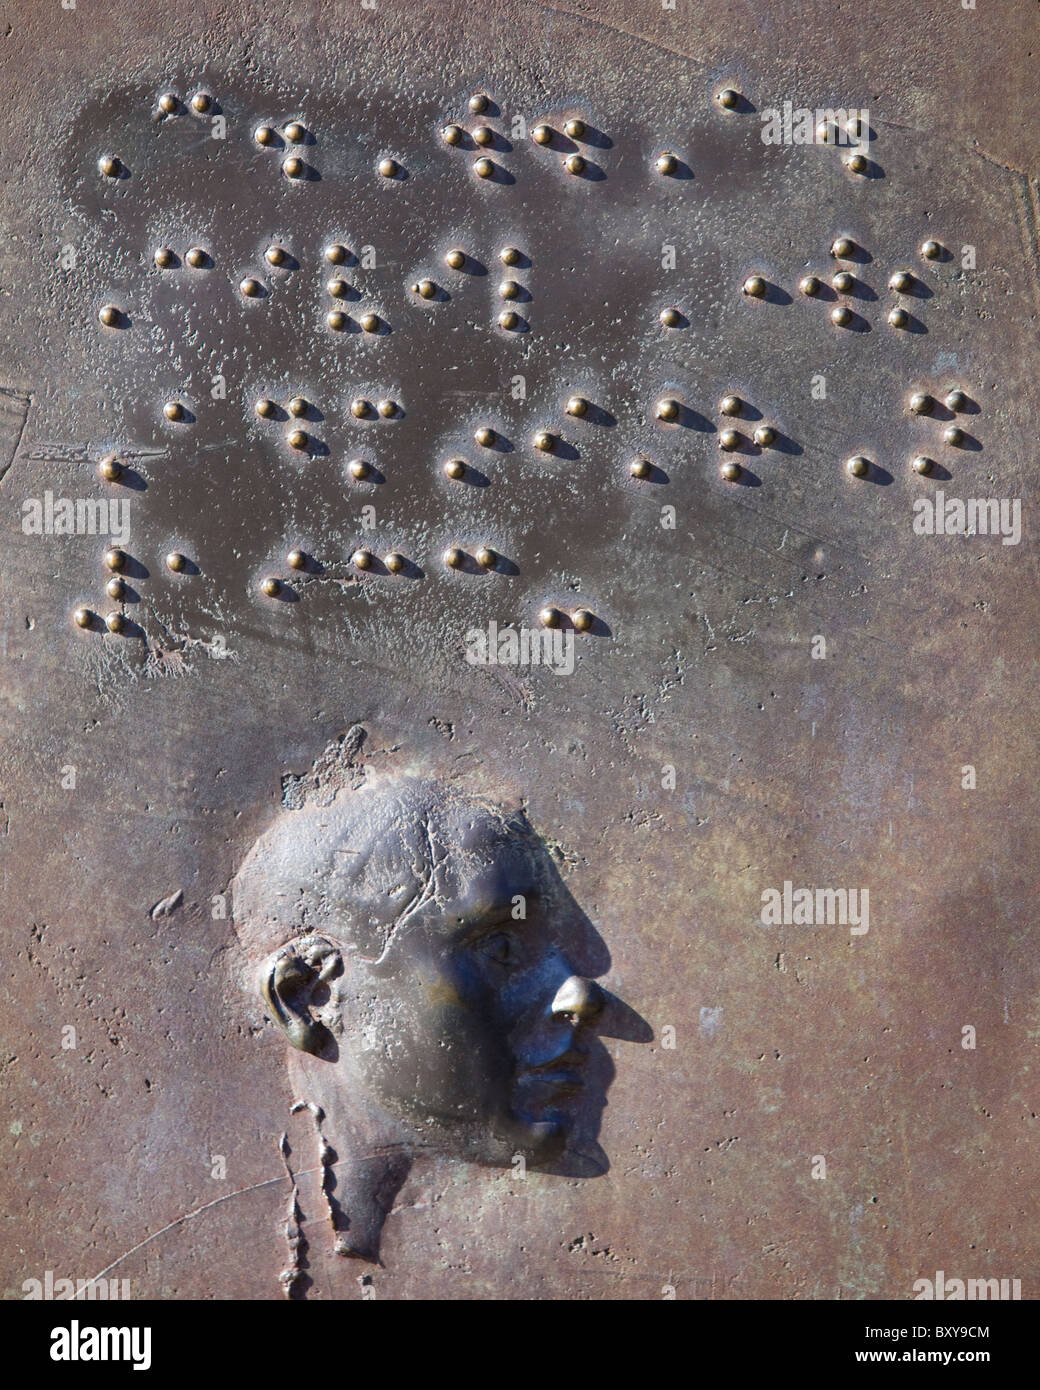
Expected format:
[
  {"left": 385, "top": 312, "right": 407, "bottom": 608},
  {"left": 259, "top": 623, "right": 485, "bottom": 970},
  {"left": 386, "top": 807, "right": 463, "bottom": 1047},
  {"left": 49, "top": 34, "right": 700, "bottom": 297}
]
[{"left": 232, "top": 773, "right": 613, "bottom": 1260}]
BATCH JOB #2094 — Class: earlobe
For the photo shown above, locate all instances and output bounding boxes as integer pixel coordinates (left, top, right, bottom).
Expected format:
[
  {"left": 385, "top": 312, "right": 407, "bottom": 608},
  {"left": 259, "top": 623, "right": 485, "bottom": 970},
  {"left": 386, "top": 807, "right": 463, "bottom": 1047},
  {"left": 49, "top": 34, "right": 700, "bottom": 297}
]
[{"left": 261, "top": 941, "right": 338, "bottom": 1056}]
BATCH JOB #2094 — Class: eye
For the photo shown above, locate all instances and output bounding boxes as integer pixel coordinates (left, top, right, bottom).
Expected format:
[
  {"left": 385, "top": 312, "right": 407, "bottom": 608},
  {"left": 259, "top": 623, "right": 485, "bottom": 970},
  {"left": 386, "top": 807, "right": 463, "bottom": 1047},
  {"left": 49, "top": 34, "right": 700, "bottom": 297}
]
[{"left": 475, "top": 930, "right": 522, "bottom": 967}]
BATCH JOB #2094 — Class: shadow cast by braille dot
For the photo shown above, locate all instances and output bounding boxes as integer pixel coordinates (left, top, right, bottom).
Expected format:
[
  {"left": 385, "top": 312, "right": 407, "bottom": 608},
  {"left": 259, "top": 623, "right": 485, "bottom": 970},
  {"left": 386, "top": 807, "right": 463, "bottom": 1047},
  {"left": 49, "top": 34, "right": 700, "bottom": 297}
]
[
  {"left": 663, "top": 159, "right": 694, "bottom": 180},
  {"left": 112, "top": 466, "right": 147, "bottom": 491},
  {"left": 166, "top": 406, "right": 196, "bottom": 424},
  {"left": 857, "top": 159, "right": 885, "bottom": 180},
  {"left": 271, "top": 584, "right": 300, "bottom": 603},
  {"left": 302, "top": 438, "right": 329, "bottom": 457},
  {"left": 499, "top": 315, "right": 529, "bottom": 333},
  {"left": 450, "top": 465, "right": 489, "bottom": 487},
  {"left": 298, "top": 164, "right": 322, "bottom": 182},
  {"left": 770, "top": 433, "right": 802, "bottom": 457},
  {"left": 924, "top": 462, "right": 953, "bottom": 482},
  {"left": 454, "top": 255, "right": 486, "bottom": 276},
  {"left": 841, "top": 311, "right": 871, "bottom": 332},
  {"left": 543, "top": 439, "right": 579, "bottom": 462},
  {"left": 839, "top": 243, "right": 872, "bottom": 265},
  {"left": 169, "top": 557, "right": 201, "bottom": 577},
  {"left": 483, "top": 164, "right": 515, "bottom": 186},
  {"left": 729, "top": 466, "right": 761, "bottom": 487},
  {"left": 949, "top": 432, "right": 982, "bottom": 452},
  {"left": 482, "top": 433, "right": 514, "bottom": 453},
  {"left": 576, "top": 614, "right": 612, "bottom": 637},
  {"left": 897, "top": 313, "right": 928, "bottom": 335},
  {"left": 845, "top": 277, "right": 877, "bottom": 302},
  {"left": 569, "top": 160, "right": 606, "bottom": 182},
  {"left": 365, "top": 318, "right": 391, "bottom": 336},
  {"left": 728, "top": 401, "right": 763, "bottom": 422},
  {"left": 114, "top": 555, "right": 150, "bottom": 581},
  {"left": 721, "top": 93, "right": 756, "bottom": 115},
  {"left": 862, "top": 463, "right": 893, "bottom": 485},
  {"left": 392, "top": 557, "right": 425, "bottom": 580},
  {"left": 902, "top": 277, "right": 932, "bottom": 300},
  {"left": 502, "top": 283, "right": 531, "bottom": 304},
  {"left": 484, "top": 554, "right": 519, "bottom": 576},
  {"left": 760, "top": 282, "right": 793, "bottom": 306},
  {"left": 117, "top": 584, "right": 141, "bottom": 604},
  {"left": 673, "top": 405, "right": 713, "bottom": 432},
  {"left": 955, "top": 395, "right": 981, "bottom": 416},
  {"left": 633, "top": 463, "right": 669, "bottom": 484},
  {"left": 349, "top": 464, "right": 384, "bottom": 485},
  {"left": 482, "top": 132, "right": 513, "bottom": 153},
  {"left": 499, "top": 249, "right": 530, "bottom": 270},
  {"left": 241, "top": 282, "right": 270, "bottom": 300},
  {"left": 580, "top": 125, "right": 612, "bottom": 150},
  {"left": 582, "top": 404, "right": 616, "bottom": 427},
  {"left": 291, "top": 402, "right": 324, "bottom": 423},
  {"left": 269, "top": 252, "right": 300, "bottom": 272}
]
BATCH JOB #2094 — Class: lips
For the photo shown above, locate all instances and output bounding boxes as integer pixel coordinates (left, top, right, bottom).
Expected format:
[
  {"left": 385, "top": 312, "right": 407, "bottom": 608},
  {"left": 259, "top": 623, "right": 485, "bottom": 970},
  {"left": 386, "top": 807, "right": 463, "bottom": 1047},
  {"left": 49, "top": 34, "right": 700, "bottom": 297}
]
[{"left": 515, "top": 1050, "right": 587, "bottom": 1094}]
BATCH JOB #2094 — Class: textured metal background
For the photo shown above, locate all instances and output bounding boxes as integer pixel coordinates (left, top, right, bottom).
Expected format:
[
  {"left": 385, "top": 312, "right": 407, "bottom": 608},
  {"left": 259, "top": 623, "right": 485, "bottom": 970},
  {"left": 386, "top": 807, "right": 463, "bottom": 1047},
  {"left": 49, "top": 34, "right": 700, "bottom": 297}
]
[{"left": 1, "top": 0, "right": 1039, "bottom": 1299}]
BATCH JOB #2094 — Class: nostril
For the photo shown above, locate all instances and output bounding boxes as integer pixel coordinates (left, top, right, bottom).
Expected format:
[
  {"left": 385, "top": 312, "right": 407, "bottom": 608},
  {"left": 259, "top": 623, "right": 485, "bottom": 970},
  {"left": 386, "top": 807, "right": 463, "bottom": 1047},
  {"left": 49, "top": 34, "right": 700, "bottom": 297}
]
[{"left": 552, "top": 975, "right": 605, "bottom": 1022}]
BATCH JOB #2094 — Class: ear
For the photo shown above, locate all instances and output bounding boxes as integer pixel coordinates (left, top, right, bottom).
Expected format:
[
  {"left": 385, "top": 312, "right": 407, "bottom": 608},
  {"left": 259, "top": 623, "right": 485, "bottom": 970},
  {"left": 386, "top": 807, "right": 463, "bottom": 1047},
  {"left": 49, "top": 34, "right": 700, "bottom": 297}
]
[{"left": 260, "top": 937, "right": 342, "bottom": 1056}]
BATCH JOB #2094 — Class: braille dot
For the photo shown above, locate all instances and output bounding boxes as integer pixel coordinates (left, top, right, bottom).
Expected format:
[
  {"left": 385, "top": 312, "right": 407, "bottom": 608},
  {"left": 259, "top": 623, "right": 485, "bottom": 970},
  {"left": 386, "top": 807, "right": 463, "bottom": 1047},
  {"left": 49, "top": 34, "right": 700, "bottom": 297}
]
[
  {"left": 499, "top": 280, "right": 521, "bottom": 299},
  {"left": 566, "top": 396, "right": 589, "bottom": 417},
  {"left": 414, "top": 279, "right": 437, "bottom": 299},
  {"left": 743, "top": 275, "right": 766, "bottom": 297},
  {"left": 656, "top": 398, "right": 680, "bottom": 421},
  {"left": 944, "top": 426, "right": 965, "bottom": 446},
  {"left": 384, "top": 551, "right": 405, "bottom": 573},
  {"left": 288, "top": 397, "right": 308, "bottom": 417},
  {"left": 475, "top": 426, "right": 495, "bottom": 447},
  {"left": 533, "top": 430, "right": 555, "bottom": 452},
  {"left": 921, "top": 239, "right": 943, "bottom": 260},
  {"left": 261, "top": 577, "right": 281, "bottom": 597},
  {"left": 266, "top": 245, "right": 289, "bottom": 267},
  {"left": 720, "top": 395, "right": 742, "bottom": 417},
  {"left": 74, "top": 607, "right": 94, "bottom": 629},
  {"left": 328, "top": 277, "right": 351, "bottom": 298},
  {"left": 190, "top": 92, "right": 212, "bottom": 114},
  {"left": 831, "top": 305, "right": 852, "bottom": 326},
  {"left": 284, "top": 121, "right": 306, "bottom": 143},
  {"left": 474, "top": 157, "right": 495, "bottom": 178},
  {"left": 539, "top": 605, "right": 563, "bottom": 629},
  {"left": 888, "top": 307, "right": 909, "bottom": 328},
  {"left": 445, "top": 248, "right": 466, "bottom": 270},
  {"left": 498, "top": 310, "right": 520, "bottom": 330},
  {"left": 106, "top": 576, "right": 126, "bottom": 600},
  {"left": 565, "top": 118, "right": 587, "bottom": 140},
  {"left": 360, "top": 313, "right": 380, "bottom": 333},
  {"left": 572, "top": 608, "right": 594, "bottom": 630},
  {"left": 833, "top": 271, "right": 854, "bottom": 293},
  {"left": 106, "top": 614, "right": 126, "bottom": 636},
  {"left": 630, "top": 456, "right": 652, "bottom": 479},
  {"left": 719, "top": 428, "right": 740, "bottom": 451},
  {"left": 476, "top": 546, "right": 497, "bottom": 569},
  {"left": 255, "top": 397, "right": 276, "bottom": 418},
  {"left": 500, "top": 246, "right": 522, "bottom": 266},
  {"left": 469, "top": 94, "right": 489, "bottom": 114},
  {"left": 800, "top": 275, "right": 821, "bottom": 296},
  {"left": 154, "top": 246, "right": 176, "bottom": 269},
  {"left": 282, "top": 156, "right": 305, "bottom": 179},
  {"left": 377, "top": 399, "right": 397, "bottom": 418},
  {"left": 441, "top": 124, "right": 464, "bottom": 145},
  {"left": 720, "top": 460, "right": 741, "bottom": 481},
  {"left": 532, "top": 124, "right": 553, "bottom": 146},
  {"left": 444, "top": 458, "right": 466, "bottom": 479},
  {"left": 847, "top": 456, "right": 869, "bottom": 477},
  {"left": 352, "top": 399, "right": 373, "bottom": 419},
  {"left": 288, "top": 429, "right": 309, "bottom": 449},
  {"left": 240, "top": 277, "right": 263, "bottom": 297},
  {"left": 444, "top": 546, "right": 465, "bottom": 569},
  {"left": 287, "top": 549, "right": 307, "bottom": 570},
  {"left": 910, "top": 392, "right": 933, "bottom": 415},
  {"left": 166, "top": 551, "right": 187, "bottom": 573},
  {"left": 326, "top": 310, "right": 348, "bottom": 331},
  {"left": 185, "top": 247, "right": 208, "bottom": 269},
  {"left": 565, "top": 153, "right": 585, "bottom": 175},
  {"left": 378, "top": 157, "right": 400, "bottom": 178},
  {"left": 158, "top": 92, "right": 179, "bottom": 115},
  {"left": 846, "top": 152, "right": 867, "bottom": 174},
  {"left": 474, "top": 126, "right": 495, "bottom": 146},
  {"left": 660, "top": 307, "right": 681, "bottom": 327},
  {"left": 754, "top": 425, "right": 776, "bottom": 447},
  {"left": 98, "top": 454, "right": 122, "bottom": 481},
  {"left": 656, "top": 151, "right": 678, "bottom": 175},
  {"left": 717, "top": 88, "right": 740, "bottom": 109},
  {"left": 325, "top": 243, "right": 349, "bottom": 265},
  {"left": 912, "top": 455, "right": 934, "bottom": 475},
  {"left": 164, "top": 401, "right": 186, "bottom": 421},
  {"left": 831, "top": 237, "right": 855, "bottom": 260},
  {"left": 349, "top": 459, "right": 372, "bottom": 480},
  {"left": 945, "top": 389, "right": 967, "bottom": 412},
  {"left": 254, "top": 125, "right": 277, "bottom": 146},
  {"left": 99, "top": 304, "right": 121, "bottom": 327},
  {"left": 104, "top": 548, "right": 126, "bottom": 572},
  {"left": 889, "top": 270, "right": 913, "bottom": 293},
  {"left": 352, "top": 549, "right": 374, "bottom": 570},
  {"left": 98, "top": 155, "right": 121, "bottom": 177}
]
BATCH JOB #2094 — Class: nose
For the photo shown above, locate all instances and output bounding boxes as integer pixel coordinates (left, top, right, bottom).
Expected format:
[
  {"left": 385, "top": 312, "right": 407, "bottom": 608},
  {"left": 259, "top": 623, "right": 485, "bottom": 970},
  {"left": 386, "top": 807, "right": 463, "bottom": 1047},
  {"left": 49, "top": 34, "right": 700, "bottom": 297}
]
[{"left": 551, "top": 975, "right": 605, "bottom": 1025}]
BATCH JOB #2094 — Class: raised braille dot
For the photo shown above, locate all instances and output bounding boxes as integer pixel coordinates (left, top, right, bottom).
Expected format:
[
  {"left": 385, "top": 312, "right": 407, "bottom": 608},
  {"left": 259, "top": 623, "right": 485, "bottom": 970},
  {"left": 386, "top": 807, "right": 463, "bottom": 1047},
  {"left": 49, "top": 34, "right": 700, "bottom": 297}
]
[
  {"left": 743, "top": 275, "right": 766, "bottom": 297},
  {"left": 660, "top": 307, "right": 681, "bottom": 327},
  {"left": 717, "top": 88, "right": 740, "bottom": 109},
  {"left": 284, "top": 121, "right": 306, "bottom": 143},
  {"left": 261, "top": 577, "right": 281, "bottom": 597},
  {"left": 912, "top": 455, "right": 934, "bottom": 475},
  {"left": 532, "top": 124, "right": 553, "bottom": 145},
  {"left": 565, "top": 118, "right": 587, "bottom": 140},
  {"left": 572, "top": 608, "right": 594, "bottom": 630},
  {"left": 98, "top": 154, "right": 121, "bottom": 178},
  {"left": 754, "top": 425, "right": 776, "bottom": 447},
  {"left": 720, "top": 460, "right": 742, "bottom": 481},
  {"left": 154, "top": 246, "right": 176, "bottom": 269},
  {"left": 441, "top": 123, "right": 464, "bottom": 145},
  {"left": 444, "top": 458, "right": 466, "bottom": 479},
  {"left": 474, "top": 126, "right": 495, "bottom": 146},
  {"left": 498, "top": 309, "right": 520, "bottom": 330},
  {"left": 384, "top": 551, "right": 405, "bottom": 573},
  {"left": 349, "top": 459, "right": 372, "bottom": 480},
  {"left": 378, "top": 157, "right": 401, "bottom": 178},
  {"left": 469, "top": 93, "right": 489, "bottom": 114},
  {"left": 566, "top": 395, "right": 589, "bottom": 417},
  {"left": 656, "top": 397, "right": 680, "bottom": 422},
  {"left": 846, "top": 152, "right": 867, "bottom": 174},
  {"left": 539, "top": 605, "right": 563, "bottom": 629},
  {"left": 166, "top": 551, "right": 187, "bottom": 573},
  {"left": 888, "top": 307, "right": 909, "bottom": 328},
  {"left": 288, "top": 397, "right": 308, "bottom": 417},
  {"left": 831, "top": 305, "right": 852, "bottom": 326},
  {"left": 266, "top": 245, "right": 289, "bottom": 267},
  {"left": 833, "top": 271, "right": 854, "bottom": 293},
  {"left": 325, "top": 243, "right": 349, "bottom": 265},
  {"left": 414, "top": 279, "right": 437, "bottom": 299},
  {"left": 158, "top": 92, "right": 179, "bottom": 115},
  {"left": 106, "top": 576, "right": 126, "bottom": 600},
  {"left": 240, "top": 277, "right": 263, "bottom": 298},
  {"left": 98, "top": 453, "right": 122, "bottom": 481},
  {"left": 476, "top": 546, "right": 497, "bottom": 569},
  {"left": 352, "top": 399, "right": 373, "bottom": 419},
  {"left": 326, "top": 310, "right": 348, "bottom": 331},
  {"left": 254, "top": 125, "right": 277, "bottom": 146},
  {"left": 500, "top": 246, "right": 522, "bottom": 266},
  {"left": 945, "top": 388, "right": 967, "bottom": 412},
  {"left": 445, "top": 248, "right": 466, "bottom": 270},
  {"left": 720, "top": 394, "right": 742, "bottom": 417},
  {"left": 190, "top": 92, "right": 212, "bottom": 114},
  {"left": 847, "top": 455, "right": 869, "bottom": 477},
  {"left": 164, "top": 401, "right": 186, "bottom": 421},
  {"left": 104, "top": 548, "right": 126, "bottom": 572},
  {"left": 287, "top": 549, "right": 307, "bottom": 570},
  {"left": 352, "top": 549, "right": 375, "bottom": 570},
  {"left": 889, "top": 270, "right": 913, "bottom": 293},
  {"left": 474, "top": 157, "right": 495, "bottom": 178},
  {"left": 910, "top": 392, "right": 933, "bottom": 415},
  {"left": 533, "top": 430, "right": 555, "bottom": 452},
  {"left": 377, "top": 399, "right": 397, "bottom": 418},
  {"left": 328, "top": 278, "right": 351, "bottom": 298},
  {"left": 944, "top": 426, "right": 965, "bottom": 446},
  {"left": 831, "top": 237, "right": 855, "bottom": 260},
  {"left": 499, "top": 279, "right": 521, "bottom": 299},
  {"left": 719, "top": 428, "right": 740, "bottom": 451},
  {"left": 444, "top": 546, "right": 465, "bottom": 569},
  {"left": 185, "top": 246, "right": 208, "bottom": 269},
  {"left": 74, "top": 607, "right": 94, "bottom": 629},
  {"left": 630, "top": 456, "right": 652, "bottom": 479},
  {"left": 98, "top": 304, "right": 121, "bottom": 327},
  {"left": 921, "top": 239, "right": 943, "bottom": 260},
  {"left": 282, "top": 156, "right": 305, "bottom": 179},
  {"left": 475, "top": 426, "right": 495, "bottom": 447},
  {"left": 255, "top": 397, "right": 276, "bottom": 418},
  {"left": 288, "top": 428, "right": 309, "bottom": 449},
  {"left": 565, "top": 153, "right": 585, "bottom": 175},
  {"left": 800, "top": 274, "right": 821, "bottom": 296},
  {"left": 656, "top": 151, "right": 678, "bottom": 175},
  {"left": 360, "top": 313, "right": 380, "bottom": 333}
]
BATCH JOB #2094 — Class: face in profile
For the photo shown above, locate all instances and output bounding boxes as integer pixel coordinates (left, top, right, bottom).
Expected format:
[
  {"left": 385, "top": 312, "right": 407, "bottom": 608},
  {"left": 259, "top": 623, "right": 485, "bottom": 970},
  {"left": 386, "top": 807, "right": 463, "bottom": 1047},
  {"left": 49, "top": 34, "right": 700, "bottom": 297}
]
[{"left": 233, "top": 777, "right": 611, "bottom": 1170}]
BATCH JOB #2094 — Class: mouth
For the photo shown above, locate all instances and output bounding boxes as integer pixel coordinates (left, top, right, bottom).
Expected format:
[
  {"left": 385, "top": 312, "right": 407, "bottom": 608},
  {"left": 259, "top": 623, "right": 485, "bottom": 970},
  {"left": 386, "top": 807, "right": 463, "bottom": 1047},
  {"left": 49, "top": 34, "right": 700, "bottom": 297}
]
[{"left": 514, "top": 1051, "right": 587, "bottom": 1096}]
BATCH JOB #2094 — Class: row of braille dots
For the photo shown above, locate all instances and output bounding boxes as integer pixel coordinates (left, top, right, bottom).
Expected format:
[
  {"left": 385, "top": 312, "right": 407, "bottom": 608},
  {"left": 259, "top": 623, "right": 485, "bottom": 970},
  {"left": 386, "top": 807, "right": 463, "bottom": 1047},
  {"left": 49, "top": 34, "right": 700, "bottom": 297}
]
[
  {"left": 441, "top": 93, "right": 604, "bottom": 182},
  {"left": 253, "top": 393, "right": 401, "bottom": 457},
  {"left": 738, "top": 235, "right": 948, "bottom": 329},
  {"left": 844, "top": 388, "right": 976, "bottom": 479},
  {"left": 72, "top": 539, "right": 193, "bottom": 633}
]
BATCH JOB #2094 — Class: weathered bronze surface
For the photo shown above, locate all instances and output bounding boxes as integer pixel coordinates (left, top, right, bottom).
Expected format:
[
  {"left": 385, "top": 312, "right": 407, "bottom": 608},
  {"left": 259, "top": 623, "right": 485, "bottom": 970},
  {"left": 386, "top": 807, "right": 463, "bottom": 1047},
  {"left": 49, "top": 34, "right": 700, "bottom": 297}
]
[{"left": 1, "top": 0, "right": 1038, "bottom": 1301}]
